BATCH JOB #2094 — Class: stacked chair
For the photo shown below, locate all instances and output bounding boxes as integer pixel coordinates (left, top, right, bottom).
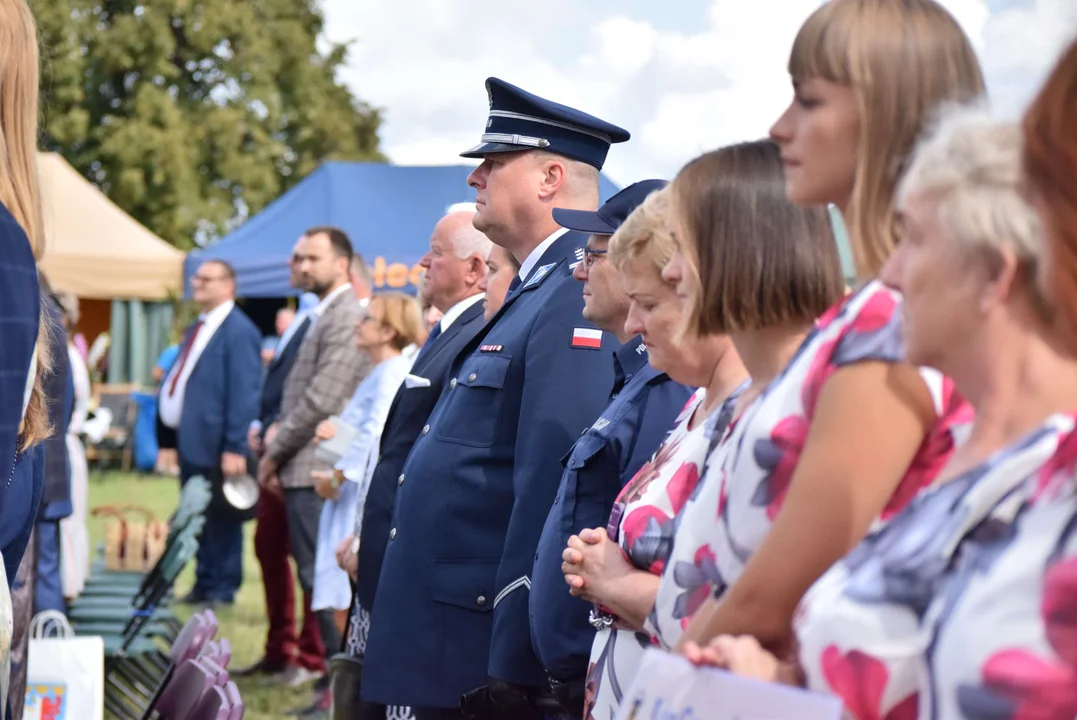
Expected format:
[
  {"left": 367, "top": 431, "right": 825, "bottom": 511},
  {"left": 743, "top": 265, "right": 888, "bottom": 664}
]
[{"left": 66, "top": 476, "right": 244, "bottom": 718}]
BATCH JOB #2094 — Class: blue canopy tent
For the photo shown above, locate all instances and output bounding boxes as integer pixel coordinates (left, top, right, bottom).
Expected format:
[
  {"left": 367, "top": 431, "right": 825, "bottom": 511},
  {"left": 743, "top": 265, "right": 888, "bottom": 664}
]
[{"left": 185, "top": 162, "right": 622, "bottom": 297}]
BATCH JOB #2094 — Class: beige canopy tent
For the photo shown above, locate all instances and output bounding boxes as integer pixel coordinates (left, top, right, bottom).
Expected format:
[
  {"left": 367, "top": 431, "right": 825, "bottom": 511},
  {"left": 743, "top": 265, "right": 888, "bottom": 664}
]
[{"left": 37, "top": 152, "right": 184, "bottom": 300}]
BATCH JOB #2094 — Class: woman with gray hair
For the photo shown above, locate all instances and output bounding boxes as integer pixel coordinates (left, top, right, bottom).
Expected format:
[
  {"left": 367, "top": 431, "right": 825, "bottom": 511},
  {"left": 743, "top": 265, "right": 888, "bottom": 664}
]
[{"left": 688, "top": 108, "right": 1077, "bottom": 719}]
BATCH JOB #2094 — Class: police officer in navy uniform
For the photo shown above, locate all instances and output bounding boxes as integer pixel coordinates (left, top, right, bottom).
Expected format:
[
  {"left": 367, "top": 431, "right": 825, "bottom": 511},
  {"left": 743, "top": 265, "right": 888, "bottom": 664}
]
[
  {"left": 529, "top": 181, "right": 694, "bottom": 716},
  {"left": 360, "top": 78, "right": 629, "bottom": 720}
]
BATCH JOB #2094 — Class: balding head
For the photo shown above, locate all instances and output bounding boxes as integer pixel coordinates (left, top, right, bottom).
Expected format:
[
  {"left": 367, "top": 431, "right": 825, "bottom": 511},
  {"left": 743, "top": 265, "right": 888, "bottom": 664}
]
[{"left": 419, "top": 210, "right": 492, "bottom": 312}]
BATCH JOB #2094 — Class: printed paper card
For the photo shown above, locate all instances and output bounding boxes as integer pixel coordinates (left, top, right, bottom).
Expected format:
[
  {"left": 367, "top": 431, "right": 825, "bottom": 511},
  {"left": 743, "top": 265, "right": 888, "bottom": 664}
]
[{"left": 614, "top": 648, "right": 843, "bottom": 720}]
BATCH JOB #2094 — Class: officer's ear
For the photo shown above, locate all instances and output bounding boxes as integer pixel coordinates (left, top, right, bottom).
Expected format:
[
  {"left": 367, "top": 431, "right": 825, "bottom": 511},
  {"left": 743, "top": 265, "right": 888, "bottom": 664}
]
[{"left": 536, "top": 156, "right": 567, "bottom": 200}]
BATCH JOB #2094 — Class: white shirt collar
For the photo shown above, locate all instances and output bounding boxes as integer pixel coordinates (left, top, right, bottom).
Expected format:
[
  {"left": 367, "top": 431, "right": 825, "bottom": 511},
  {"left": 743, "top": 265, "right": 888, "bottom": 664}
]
[
  {"left": 313, "top": 283, "right": 353, "bottom": 317},
  {"left": 517, "top": 227, "right": 568, "bottom": 283},
  {"left": 199, "top": 299, "right": 235, "bottom": 327},
  {"left": 437, "top": 293, "right": 484, "bottom": 333}
]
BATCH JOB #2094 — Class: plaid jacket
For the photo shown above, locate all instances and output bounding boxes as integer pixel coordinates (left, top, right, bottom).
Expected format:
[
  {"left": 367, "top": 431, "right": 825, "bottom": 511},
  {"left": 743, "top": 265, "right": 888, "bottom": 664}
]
[{"left": 268, "top": 289, "right": 371, "bottom": 489}]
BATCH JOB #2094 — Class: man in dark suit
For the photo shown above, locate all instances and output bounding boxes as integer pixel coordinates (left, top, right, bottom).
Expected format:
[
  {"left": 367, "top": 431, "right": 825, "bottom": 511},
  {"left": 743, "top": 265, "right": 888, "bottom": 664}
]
[
  {"left": 157, "top": 259, "right": 262, "bottom": 606},
  {"left": 362, "top": 78, "right": 627, "bottom": 719},
  {"left": 236, "top": 249, "right": 321, "bottom": 683},
  {"left": 338, "top": 208, "right": 490, "bottom": 719}
]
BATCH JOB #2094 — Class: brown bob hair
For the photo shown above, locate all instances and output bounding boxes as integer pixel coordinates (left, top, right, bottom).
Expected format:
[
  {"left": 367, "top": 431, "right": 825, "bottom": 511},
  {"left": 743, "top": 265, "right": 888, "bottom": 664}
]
[
  {"left": 671, "top": 139, "right": 845, "bottom": 336},
  {"left": 1024, "top": 37, "right": 1077, "bottom": 349}
]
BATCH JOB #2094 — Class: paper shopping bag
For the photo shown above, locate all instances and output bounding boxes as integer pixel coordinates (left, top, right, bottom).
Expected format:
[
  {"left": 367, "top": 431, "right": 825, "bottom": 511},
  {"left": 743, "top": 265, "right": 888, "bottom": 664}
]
[
  {"left": 24, "top": 612, "right": 103, "bottom": 720},
  {"left": 614, "top": 648, "right": 843, "bottom": 720}
]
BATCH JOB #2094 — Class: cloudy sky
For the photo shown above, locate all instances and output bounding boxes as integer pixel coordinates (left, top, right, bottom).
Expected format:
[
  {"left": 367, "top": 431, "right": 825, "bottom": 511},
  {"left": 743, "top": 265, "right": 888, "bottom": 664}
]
[{"left": 322, "top": 0, "right": 1077, "bottom": 187}]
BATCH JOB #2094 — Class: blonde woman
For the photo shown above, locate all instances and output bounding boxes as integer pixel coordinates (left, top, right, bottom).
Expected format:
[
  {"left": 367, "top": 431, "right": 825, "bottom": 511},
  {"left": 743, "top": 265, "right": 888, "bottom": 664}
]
[
  {"left": 311, "top": 293, "right": 423, "bottom": 630},
  {"left": 565, "top": 187, "right": 747, "bottom": 720}
]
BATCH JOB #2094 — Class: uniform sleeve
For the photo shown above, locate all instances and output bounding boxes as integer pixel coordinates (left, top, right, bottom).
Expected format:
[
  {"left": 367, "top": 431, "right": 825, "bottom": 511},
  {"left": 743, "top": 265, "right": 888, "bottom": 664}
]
[
  {"left": 488, "top": 284, "right": 618, "bottom": 687},
  {"left": 223, "top": 319, "right": 263, "bottom": 457},
  {"left": 269, "top": 306, "right": 372, "bottom": 464}
]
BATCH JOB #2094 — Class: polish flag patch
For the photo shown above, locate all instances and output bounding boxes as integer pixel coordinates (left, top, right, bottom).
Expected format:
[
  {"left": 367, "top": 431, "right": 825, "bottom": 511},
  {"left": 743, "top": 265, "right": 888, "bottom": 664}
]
[{"left": 571, "top": 327, "right": 603, "bottom": 350}]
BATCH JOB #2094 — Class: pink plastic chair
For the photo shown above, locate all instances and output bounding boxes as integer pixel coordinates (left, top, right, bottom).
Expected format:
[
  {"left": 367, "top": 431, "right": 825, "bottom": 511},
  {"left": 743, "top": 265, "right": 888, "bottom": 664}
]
[
  {"left": 154, "top": 660, "right": 215, "bottom": 720},
  {"left": 188, "top": 685, "right": 231, "bottom": 720}
]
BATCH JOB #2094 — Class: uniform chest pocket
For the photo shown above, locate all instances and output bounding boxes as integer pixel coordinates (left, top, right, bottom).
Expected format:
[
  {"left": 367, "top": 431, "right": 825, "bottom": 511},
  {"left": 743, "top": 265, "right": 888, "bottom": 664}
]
[
  {"left": 436, "top": 353, "right": 512, "bottom": 448},
  {"left": 561, "top": 433, "right": 617, "bottom": 535}
]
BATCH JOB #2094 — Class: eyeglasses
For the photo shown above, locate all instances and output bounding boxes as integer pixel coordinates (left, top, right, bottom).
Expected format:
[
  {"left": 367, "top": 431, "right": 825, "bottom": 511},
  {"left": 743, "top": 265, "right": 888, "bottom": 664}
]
[
  {"left": 191, "top": 274, "right": 229, "bottom": 284},
  {"left": 583, "top": 247, "right": 609, "bottom": 269}
]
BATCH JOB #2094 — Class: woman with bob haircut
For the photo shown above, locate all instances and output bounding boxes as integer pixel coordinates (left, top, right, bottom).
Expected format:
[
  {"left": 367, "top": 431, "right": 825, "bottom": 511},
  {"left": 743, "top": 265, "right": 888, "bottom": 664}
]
[
  {"left": 691, "top": 103, "right": 1077, "bottom": 720},
  {"left": 652, "top": 139, "right": 845, "bottom": 647},
  {"left": 672, "top": 0, "right": 981, "bottom": 662},
  {"left": 563, "top": 185, "right": 749, "bottom": 720}
]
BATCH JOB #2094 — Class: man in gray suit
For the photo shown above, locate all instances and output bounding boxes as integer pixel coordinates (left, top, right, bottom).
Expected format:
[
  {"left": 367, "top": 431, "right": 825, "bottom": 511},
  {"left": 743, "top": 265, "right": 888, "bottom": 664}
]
[{"left": 259, "top": 226, "right": 371, "bottom": 711}]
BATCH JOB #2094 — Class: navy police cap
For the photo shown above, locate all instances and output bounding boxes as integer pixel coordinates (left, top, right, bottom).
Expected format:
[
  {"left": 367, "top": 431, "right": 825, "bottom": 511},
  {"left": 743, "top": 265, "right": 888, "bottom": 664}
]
[
  {"left": 554, "top": 179, "right": 668, "bottom": 236},
  {"left": 460, "top": 77, "right": 630, "bottom": 170}
]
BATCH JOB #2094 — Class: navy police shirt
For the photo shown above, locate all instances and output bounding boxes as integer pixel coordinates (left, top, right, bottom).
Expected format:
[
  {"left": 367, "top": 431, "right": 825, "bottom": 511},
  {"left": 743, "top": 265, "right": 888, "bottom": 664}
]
[{"left": 529, "top": 336, "right": 693, "bottom": 681}]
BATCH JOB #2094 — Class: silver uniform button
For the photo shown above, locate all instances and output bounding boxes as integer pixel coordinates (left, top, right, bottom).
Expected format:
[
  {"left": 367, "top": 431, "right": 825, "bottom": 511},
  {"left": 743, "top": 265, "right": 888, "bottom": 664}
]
[
  {"left": 468, "top": 372, "right": 477, "bottom": 383},
  {"left": 449, "top": 378, "right": 457, "bottom": 389},
  {"left": 476, "top": 595, "right": 487, "bottom": 607},
  {"left": 389, "top": 528, "right": 397, "bottom": 541},
  {"left": 422, "top": 424, "right": 430, "bottom": 435},
  {"left": 398, "top": 474, "right": 405, "bottom": 486}
]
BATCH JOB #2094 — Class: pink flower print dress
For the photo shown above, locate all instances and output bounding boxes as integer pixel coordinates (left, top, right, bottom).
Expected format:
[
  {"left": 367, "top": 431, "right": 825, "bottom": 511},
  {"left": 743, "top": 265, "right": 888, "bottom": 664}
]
[
  {"left": 645, "top": 280, "right": 971, "bottom": 652},
  {"left": 583, "top": 390, "right": 711, "bottom": 720},
  {"left": 791, "top": 413, "right": 1077, "bottom": 719}
]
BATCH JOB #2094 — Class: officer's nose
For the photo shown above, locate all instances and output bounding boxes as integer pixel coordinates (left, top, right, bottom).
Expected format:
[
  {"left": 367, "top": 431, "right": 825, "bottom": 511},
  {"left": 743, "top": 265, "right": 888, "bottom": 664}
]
[
  {"left": 572, "top": 259, "right": 588, "bottom": 282},
  {"left": 467, "top": 163, "right": 488, "bottom": 189}
]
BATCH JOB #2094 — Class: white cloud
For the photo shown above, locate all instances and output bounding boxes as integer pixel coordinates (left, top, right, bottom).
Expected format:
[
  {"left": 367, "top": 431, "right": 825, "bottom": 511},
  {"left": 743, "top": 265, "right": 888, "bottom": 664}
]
[{"left": 322, "top": 0, "right": 1077, "bottom": 186}]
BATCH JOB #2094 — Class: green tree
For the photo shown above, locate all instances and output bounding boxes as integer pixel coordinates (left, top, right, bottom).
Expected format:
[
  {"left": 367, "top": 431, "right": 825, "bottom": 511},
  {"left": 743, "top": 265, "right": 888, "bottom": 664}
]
[{"left": 32, "top": 0, "right": 384, "bottom": 249}]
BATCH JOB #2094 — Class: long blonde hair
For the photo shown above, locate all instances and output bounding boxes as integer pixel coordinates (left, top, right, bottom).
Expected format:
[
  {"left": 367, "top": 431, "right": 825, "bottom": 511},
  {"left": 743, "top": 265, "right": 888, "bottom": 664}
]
[
  {"left": 789, "top": 0, "right": 985, "bottom": 277},
  {"left": 2, "top": 0, "right": 52, "bottom": 448}
]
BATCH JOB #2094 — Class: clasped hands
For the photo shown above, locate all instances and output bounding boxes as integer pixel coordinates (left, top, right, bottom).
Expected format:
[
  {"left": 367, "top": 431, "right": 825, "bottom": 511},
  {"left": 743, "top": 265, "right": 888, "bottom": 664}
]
[{"left": 560, "top": 528, "right": 783, "bottom": 683}]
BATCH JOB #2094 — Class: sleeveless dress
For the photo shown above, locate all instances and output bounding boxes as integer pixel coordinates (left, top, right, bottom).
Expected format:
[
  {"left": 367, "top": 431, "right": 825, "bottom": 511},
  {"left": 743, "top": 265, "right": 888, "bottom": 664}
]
[
  {"left": 646, "top": 281, "right": 972, "bottom": 652},
  {"left": 793, "top": 412, "right": 1077, "bottom": 720}
]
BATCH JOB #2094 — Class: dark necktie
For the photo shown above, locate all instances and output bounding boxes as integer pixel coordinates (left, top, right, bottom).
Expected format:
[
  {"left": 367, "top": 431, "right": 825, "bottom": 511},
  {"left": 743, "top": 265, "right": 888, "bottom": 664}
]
[
  {"left": 413, "top": 321, "right": 443, "bottom": 367},
  {"left": 168, "top": 319, "right": 204, "bottom": 395}
]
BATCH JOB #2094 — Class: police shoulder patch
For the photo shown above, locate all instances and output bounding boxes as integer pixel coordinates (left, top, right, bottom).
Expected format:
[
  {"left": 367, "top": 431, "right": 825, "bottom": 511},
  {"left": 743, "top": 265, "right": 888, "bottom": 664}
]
[{"left": 522, "top": 263, "right": 557, "bottom": 290}]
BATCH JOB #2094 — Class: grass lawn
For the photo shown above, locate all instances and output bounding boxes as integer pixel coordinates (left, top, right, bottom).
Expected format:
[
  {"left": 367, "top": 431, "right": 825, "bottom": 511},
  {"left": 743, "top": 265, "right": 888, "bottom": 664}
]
[{"left": 87, "top": 470, "right": 318, "bottom": 719}]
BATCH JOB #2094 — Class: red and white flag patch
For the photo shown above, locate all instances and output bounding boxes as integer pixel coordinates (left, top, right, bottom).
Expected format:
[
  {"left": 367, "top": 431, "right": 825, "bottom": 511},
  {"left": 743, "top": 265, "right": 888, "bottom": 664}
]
[{"left": 571, "top": 327, "right": 603, "bottom": 350}]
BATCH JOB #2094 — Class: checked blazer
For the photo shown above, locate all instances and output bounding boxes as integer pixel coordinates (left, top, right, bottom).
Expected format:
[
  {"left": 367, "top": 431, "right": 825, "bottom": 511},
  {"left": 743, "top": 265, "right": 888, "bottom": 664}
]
[{"left": 268, "top": 289, "right": 371, "bottom": 489}]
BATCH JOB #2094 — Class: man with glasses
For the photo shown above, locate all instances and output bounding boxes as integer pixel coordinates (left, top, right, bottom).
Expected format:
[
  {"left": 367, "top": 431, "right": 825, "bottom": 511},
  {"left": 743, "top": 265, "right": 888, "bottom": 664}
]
[
  {"left": 529, "top": 180, "right": 693, "bottom": 717},
  {"left": 157, "top": 259, "right": 262, "bottom": 607}
]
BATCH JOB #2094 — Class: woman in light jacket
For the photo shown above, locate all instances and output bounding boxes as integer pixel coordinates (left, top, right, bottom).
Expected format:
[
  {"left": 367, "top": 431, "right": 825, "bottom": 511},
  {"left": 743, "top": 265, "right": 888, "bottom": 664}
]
[{"left": 310, "top": 293, "right": 423, "bottom": 633}]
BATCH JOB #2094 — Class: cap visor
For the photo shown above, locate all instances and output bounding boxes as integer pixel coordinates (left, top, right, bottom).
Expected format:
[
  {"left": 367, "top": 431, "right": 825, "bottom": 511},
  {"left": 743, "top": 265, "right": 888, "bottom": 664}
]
[
  {"left": 552, "top": 208, "right": 617, "bottom": 235},
  {"left": 460, "top": 142, "right": 533, "bottom": 159}
]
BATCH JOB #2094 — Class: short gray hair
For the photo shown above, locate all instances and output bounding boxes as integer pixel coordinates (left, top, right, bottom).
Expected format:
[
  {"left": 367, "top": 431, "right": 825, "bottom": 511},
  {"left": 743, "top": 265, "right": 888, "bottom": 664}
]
[
  {"left": 445, "top": 207, "right": 492, "bottom": 261},
  {"left": 899, "top": 106, "right": 1043, "bottom": 274}
]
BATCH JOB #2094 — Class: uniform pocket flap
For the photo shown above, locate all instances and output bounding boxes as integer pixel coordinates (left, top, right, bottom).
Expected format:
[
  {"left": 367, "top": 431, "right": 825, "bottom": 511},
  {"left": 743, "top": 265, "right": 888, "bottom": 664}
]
[
  {"left": 459, "top": 354, "right": 511, "bottom": 390},
  {"left": 429, "top": 559, "right": 499, "bottom": 613},
  {"left": 565, "top": 434, "right": 607, "bottom": 470}
]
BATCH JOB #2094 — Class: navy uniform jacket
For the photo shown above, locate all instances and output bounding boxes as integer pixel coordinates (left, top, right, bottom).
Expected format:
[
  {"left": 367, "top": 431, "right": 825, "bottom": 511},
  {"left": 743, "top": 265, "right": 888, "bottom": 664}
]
[
  {"left": 530, "top": 338, "right": 692, "bottom": 681},
  {"left": 362, "top": 231, "right": 618, "bottom": 709},
  {"left": 356, "top": 298, "right": 487, "bottom": 614}
]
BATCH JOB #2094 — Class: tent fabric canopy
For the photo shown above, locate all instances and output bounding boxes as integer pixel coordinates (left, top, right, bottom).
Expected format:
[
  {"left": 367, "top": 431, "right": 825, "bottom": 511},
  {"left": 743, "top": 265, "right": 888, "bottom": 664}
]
[
  {"left": 37, "top": 152, "right": 185, "bottom": 301},
  {"left": 186, "top": 162, "right": 622, "bottom": 298}
]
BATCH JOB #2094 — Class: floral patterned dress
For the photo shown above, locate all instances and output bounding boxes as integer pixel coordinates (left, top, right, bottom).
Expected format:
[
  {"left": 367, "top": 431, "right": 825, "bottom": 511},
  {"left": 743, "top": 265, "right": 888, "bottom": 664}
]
[
  {"left": 793, "top": 412, "right": 1077, "bottom": 720},
  {"left": 646, "top": 281, "right": 971, "bottom": 651},
  {"left": 585, "top": 389, "right": 719, "bottom": 720}
]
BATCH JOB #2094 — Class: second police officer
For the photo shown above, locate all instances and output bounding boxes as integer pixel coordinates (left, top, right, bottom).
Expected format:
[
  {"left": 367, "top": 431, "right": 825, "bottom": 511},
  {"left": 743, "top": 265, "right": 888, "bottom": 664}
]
[
  {"left": 529, "top": 181, "right": 693, "bottom": 716},
  {"left": 361, "top": 78, "right": 629, "bottom": 719}
]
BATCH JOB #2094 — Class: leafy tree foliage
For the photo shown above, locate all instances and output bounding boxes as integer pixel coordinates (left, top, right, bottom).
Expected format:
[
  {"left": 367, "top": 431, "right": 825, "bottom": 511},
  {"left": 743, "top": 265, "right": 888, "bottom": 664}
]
[{"left": 33, "top": 0, "right": 383, "bottom": 248}]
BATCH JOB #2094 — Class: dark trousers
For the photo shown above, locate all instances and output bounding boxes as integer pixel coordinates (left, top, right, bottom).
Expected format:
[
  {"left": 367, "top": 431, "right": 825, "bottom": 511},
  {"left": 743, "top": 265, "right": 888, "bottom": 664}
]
[
  {"left": 32, "top": 520, "right": 64, "bottom": 614},
  {"left": 181, "top": 467, "right": 244, "bottom": 602},
  {"left": 193, "top": 510, "right": 244, "bottom": 602},
  {"left": 9, "top": 527, "right": 36, "bottom": 720},
  {"left": 284, "top": 487, "right": 340, "bottom": 665},
  {"left": 254, "top": 488, "right": 326, "bottom": 670}
]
